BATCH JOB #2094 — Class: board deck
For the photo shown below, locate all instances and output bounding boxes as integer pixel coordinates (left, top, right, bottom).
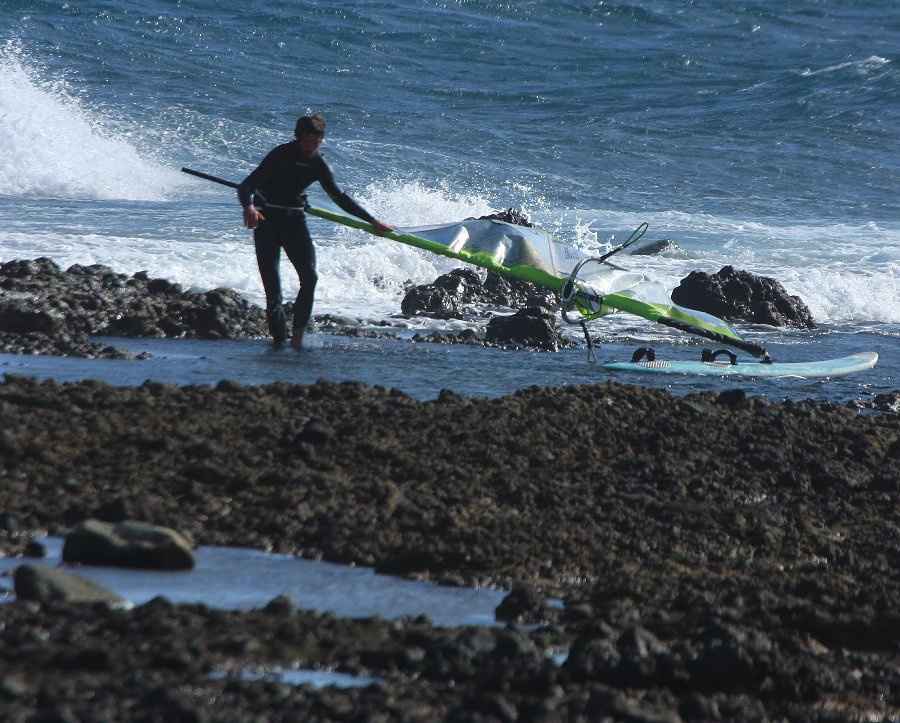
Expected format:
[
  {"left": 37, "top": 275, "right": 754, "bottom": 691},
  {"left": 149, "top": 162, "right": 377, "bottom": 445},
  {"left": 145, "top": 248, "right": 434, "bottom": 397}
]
[{"left": 603, "top": 352, "right": 878, "bottom": 379}]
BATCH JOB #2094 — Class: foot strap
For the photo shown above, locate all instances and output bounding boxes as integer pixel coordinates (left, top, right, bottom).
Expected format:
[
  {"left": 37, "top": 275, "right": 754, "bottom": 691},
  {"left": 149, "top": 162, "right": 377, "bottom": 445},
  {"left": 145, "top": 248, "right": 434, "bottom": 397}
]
[
  {"left": 630, "top": 347, "right": 656, "bottom": 362},
  {"left": 701, "top": 348, "right": 737, "bottom": 364}
]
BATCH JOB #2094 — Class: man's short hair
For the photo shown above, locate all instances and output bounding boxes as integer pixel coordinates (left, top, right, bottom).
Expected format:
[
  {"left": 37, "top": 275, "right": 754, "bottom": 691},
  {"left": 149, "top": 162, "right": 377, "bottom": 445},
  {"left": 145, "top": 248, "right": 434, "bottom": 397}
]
[{"left": 295, "top": 114, "right": 326, "bottom": 139}]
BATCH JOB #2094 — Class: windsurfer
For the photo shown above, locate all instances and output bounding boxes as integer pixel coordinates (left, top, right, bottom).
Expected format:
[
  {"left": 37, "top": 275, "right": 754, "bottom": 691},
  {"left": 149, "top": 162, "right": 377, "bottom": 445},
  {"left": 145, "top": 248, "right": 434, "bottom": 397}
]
[{"left": 238, "top": 114, "right": 394, "bottom": 348}]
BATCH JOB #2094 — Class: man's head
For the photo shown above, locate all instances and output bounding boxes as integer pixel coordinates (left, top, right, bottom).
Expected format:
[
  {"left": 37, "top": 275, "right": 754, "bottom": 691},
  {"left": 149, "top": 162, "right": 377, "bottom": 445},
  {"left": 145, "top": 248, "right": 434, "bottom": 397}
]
[
  {"left": 295, "top": 114, "right": 326, "bottom": 141},
  {"left": 294, "top": 114, "right": 325, "bottom": 157}
]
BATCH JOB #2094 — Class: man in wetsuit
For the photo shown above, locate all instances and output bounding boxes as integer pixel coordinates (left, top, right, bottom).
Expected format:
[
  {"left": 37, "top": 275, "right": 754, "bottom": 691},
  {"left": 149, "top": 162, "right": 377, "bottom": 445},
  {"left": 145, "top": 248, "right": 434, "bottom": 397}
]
[{"left": 238, "top": 114, "right": 394, "bottom": 348}]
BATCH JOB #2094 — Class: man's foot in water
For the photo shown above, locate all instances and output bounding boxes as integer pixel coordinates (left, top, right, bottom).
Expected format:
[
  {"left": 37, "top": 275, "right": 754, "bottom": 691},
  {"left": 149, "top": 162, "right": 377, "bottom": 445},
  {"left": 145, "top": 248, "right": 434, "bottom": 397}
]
[
  {"left": 268, "top": 305, "right": 289, "bottom": 345},
  {"left": 291, "top": 326, "right": 304, "bottom": 349}
]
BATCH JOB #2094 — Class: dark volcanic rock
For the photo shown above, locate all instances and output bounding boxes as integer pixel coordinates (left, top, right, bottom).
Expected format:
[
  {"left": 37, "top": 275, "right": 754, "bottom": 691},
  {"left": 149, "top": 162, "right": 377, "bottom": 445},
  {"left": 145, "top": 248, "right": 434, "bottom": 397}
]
[
  {"left": 0, "top": 375, "right": 896, "bottom": 721},
  {"left": 0, "top": 257, "right": 268, "bottom": 358},
  {"left": 495, "top": 584, "right": 560, "bottom": 624},
  {"left": 401, "top": 268, "right": 483, "bottom": 316},
  {"left": 400, "top": 282, "right": 455, "bottom": 315},
  {"left": 63, "top": 520, "right": 196, "bottom": 570},
  {"left": 871, "top": 391, "right": 900, "bottom": 414},
  {"left": 485, "top": 306, "right": 568, "bottom": 351},
  {"left": 402, "top": 268, "right": 557, "bottom": 320},
  {"left": 630, "top": 239, "right": 682, "bottom": 256},
  {"left": 475, "top": 208, "right": 535, "bottom": 227},
  {"left": 13, "top": 563, "right": 124, "bottom": 605},
  {"left": 672, "top": 265, "right": 816, "bottom": 328},
  {"left": 482, "top": 271, "right": 557, "bottom": 312}
]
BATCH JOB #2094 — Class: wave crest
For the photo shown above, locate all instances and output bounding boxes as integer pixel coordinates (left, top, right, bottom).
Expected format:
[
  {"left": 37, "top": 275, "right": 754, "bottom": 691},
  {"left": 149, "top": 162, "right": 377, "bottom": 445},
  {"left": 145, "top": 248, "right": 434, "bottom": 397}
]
[{"left": 0, "top": 42, "right": 181, "bottom": 201}]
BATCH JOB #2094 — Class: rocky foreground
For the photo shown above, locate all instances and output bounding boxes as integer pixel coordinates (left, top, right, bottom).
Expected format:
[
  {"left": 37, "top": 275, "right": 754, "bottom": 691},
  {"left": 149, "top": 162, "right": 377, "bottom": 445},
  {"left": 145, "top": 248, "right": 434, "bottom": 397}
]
[
  {"left": 0, "top": 256, "right": 898, "bottom": 721},
  {"left": 1, "top": 373, "right": 898, "bottom": 721}
]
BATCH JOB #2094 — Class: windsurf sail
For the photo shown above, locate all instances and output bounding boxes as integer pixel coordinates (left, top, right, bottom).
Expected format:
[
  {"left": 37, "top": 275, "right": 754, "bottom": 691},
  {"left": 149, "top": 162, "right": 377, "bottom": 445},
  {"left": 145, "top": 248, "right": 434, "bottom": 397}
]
[
  {"left": 305, "top": 205, "right": 767, "bottom": 358},
  {"left": 181, "top": 167, "right": 768, "bottom": 358}
]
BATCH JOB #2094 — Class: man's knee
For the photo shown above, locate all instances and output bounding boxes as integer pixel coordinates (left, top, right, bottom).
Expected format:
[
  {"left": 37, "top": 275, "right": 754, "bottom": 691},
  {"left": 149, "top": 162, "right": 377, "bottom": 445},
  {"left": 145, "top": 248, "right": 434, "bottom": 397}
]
[{"left": 300, "top": 268, "right": 318, "bottom": 288}]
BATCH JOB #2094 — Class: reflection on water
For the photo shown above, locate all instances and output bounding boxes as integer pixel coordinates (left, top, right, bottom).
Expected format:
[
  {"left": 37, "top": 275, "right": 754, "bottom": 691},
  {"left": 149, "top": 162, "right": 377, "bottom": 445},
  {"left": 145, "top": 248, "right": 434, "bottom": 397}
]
[
  {"left": 210, "top": 668, "right": 382, "bottom": 690},
  {"left": 0, "top": 537, "right": 506, "bottom": 628}
]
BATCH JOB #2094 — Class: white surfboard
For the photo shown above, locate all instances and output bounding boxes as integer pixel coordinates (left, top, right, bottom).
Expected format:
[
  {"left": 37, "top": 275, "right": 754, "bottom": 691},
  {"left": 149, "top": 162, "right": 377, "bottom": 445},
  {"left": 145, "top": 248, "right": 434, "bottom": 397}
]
[{"left": 603, "top": 351, "right": 878, "bottom": 379}]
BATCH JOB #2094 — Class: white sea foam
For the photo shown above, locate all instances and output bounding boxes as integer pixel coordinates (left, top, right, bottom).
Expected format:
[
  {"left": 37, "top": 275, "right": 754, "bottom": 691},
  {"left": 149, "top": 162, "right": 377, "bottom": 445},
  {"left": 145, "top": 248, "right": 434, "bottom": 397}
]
[
  {"left": 798, "top": 55, "right": 891, "bottom": 78},
  {"left": 0, "top": 44, "right": 184, "bottom": 201},
  {"left": 2, "top": 183, "right": 896, "bottom": 326},
  {"left": 560, "top": 209, "right": 900, "bottom": 326}
]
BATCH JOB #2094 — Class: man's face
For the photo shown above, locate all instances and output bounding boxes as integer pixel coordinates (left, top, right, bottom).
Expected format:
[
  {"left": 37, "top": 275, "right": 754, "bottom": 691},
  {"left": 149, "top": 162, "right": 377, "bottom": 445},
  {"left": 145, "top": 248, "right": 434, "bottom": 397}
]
[{"left": 296, "top": 133, "right": 322, "bottom": 157}]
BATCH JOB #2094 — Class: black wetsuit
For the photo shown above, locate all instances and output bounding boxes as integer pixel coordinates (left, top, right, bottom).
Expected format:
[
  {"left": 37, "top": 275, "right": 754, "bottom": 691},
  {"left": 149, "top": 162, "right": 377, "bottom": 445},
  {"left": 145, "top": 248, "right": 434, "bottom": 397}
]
[{"left": 237, "top": 142, "right": 375, "bottom": 337}]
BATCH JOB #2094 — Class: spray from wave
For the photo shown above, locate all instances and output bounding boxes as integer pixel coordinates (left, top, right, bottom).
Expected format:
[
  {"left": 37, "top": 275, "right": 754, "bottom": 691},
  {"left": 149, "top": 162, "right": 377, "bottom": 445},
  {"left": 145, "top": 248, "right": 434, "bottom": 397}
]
[{"left": 0, "top": 42, "right": 182, "bottom": 201}]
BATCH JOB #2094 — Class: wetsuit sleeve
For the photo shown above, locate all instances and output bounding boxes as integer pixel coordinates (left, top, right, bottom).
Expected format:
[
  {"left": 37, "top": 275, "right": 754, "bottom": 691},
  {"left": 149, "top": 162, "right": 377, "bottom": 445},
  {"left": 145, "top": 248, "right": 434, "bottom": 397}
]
[
  {"left": 317, "top": 157, "right": 376, "bottom": 224},
  {"left": 237, "top": 149, "right": 278, "bottom": 207}
]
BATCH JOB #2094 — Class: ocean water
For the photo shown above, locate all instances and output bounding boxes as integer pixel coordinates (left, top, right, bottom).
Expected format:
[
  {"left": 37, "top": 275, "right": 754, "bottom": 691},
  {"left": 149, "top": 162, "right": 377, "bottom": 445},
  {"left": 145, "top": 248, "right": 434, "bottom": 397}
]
[
  {"left": 1, "top": 0, "right": 897, "bottom": 402},
  {"left": 0, "top": 537, "right": 506, "bottom": 627}
]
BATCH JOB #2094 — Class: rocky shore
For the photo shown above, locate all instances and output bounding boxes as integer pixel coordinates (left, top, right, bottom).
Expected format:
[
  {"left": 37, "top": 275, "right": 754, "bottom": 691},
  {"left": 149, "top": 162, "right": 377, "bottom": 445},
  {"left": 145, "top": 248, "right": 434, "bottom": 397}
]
[{"left": 0, "top": 257, "right": 898, "bottom": 721}]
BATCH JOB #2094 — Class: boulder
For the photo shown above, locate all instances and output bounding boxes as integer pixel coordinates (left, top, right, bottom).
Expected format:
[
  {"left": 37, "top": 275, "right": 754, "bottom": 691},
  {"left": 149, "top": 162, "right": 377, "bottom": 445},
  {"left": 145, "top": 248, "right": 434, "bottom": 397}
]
[
  {"left": 401, "top": 268, "right": 484, "bottom": 316},
  {"left": 495, "top": 584, "right": 559, "bottom": 624},
  {"left": 671, "top": 265, "right": 816, "bottom": 328},
  {"left": 485, "top": 307, "right": 566, "bottom": 351},
  {"left": 62, "top": 520, "right": 195, "bottom": 570},
  {"left": 871, "top": 391, "right": 900, "bottom": 415},
  {"left": 629, "top": 239, "right": 682, "bottom": 256},
  {"left": 401, "top": 268, "right": 557, "bottom": 317},
  {"left": 482, "top": 272, "right": 557, "bottom": 311},
  {"left": 0, "top": 308, "right": 65, "bottom": 334},
  {"left": 475, "top": 208, "right": 534, "bottom": 227},
  {"left": 14, "top": 563, "right": 124, "bottom": 605},
  {"left": 400, "top": 284, "right": 454, "bottom": 315}
]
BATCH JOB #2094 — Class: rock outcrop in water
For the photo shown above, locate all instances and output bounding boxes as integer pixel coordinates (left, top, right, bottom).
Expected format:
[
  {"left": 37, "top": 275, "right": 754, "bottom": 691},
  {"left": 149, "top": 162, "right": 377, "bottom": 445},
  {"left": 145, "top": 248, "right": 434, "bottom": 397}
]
[
  {"left": 485, "top": 306, "right": 568, "bottom": 351},
  {"left": 474, "top": 208, "right": 536, "bottom": 227},
  {"left": 401, "top": 268, "right": 557, "bottom": 319},
  {"left": 672, "top": 265, "right": 817, "bottom": 328},
  {"left": 0, "top": 257, "right": 267, "bottom": 357},
  {"left": 629, "top": 238, "right": 682, "bottom": 256},
  {"left": 13, "top": 563, "right": 125, "bottom": 605}
]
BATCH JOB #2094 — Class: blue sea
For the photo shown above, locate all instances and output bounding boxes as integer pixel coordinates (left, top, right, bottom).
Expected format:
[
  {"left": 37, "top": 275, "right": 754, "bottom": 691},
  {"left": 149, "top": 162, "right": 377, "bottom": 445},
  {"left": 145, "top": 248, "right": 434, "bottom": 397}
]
[{"left": 1, "top": 0, "right": 897, "bottom": 404}]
